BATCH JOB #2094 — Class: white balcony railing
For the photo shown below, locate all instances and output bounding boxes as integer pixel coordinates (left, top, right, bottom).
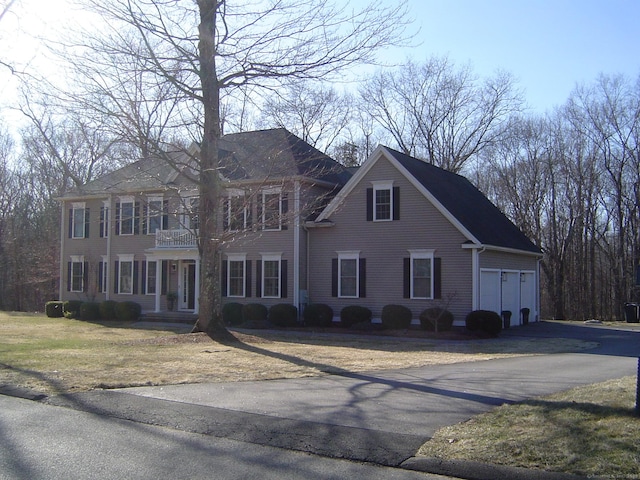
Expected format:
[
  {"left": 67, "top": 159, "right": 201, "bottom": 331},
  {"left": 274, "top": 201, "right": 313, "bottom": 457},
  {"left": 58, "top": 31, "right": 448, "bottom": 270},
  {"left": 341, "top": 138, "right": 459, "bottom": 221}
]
[{"left": 155, "top": 229, "right": 198, "bottom": 248}]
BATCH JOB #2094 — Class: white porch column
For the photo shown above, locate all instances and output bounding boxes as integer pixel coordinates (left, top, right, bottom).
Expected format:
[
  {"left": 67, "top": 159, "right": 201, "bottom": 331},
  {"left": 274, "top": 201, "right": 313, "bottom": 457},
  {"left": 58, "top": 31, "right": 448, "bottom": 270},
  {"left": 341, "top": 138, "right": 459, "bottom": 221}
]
[
  {"left": 194, "top": 257, "right": 200, "bottom": 314},
  {"left": 154, "top": 259, "right": 162, "bottom": 312}
]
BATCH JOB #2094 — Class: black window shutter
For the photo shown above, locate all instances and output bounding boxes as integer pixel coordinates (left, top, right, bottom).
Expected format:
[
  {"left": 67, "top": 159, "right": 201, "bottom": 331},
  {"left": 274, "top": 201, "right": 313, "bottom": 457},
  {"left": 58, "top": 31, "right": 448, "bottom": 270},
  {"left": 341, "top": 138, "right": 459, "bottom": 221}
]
[
  {"left": 331, "top": 258, "right": 338, "bottom": 297},
  {"left": 403, "top": 257, "right": 411, "bottom": 298},
  {"left": 84, "top": 209, "right": 90, "bottom": 238},
  {"left": 134, "top": 202, "right": 141, "bottom": 235},
  {"left": 114, "top": 261, "right": 119, "bottom": 294},
  {"left": 393, "top": 187, "right": 400, "bottom": 220},
  {"left": 366, "top": 188, "right": 373, "bottom": 221},
  {"left": 162, "top": 200, "right": 169, "bottom": 230},
  {"left": 67, "top": 262, "right": 71, "bottom": 291},
  {"left": 246, "top": 200, "right": 252, "bottom": 230},
  {"left": 115, "top": 203, "right": 121, "bottom": 235},
  {"left": 281, "top": 193, "right": 288, "bottom": 230},
  {"left": 68, "top": 209, "right": 73, "bottom": 238},
  {"left": 245, "top": 260, "right": 252, "bottom": 297},
  {"left": 221, "top": 260, "right": 228, "bottom": 297},
  {"left": 141, "top": 262, "right": 147, "bottom": 295},
  {"left": 280, "top": 260, "right": 288, "bottom": 298},
  {"left": 98, "top": 261, "right": 103, "bottom": 292},
  {"left": 256, "top": 260, "right": 262, "bottom": 298},
  {"left": 83, "top": 262, "right": 89, "bottom": 292},
  {"left": 434, "top": 257, "right": 442, "bottom": 299},
  {"left": 359, "top": 258, "right": 366, "bottom": 298},
  {"left": 133, "top": 261, "right": 139, "bottom": 294},
  {"left": 257, "top": 194, "right": 263, "bottom": 228},
  {"left": 161, "top": 260, "right": 168, "bottom": 295}
]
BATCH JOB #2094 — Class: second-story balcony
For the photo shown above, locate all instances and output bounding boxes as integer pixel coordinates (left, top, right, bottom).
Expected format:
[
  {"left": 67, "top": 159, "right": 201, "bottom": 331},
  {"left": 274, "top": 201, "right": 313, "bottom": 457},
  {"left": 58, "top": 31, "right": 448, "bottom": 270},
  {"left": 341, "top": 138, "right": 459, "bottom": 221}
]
[{"left": 155, "top": 229, "right": 198, "bottom": 248}]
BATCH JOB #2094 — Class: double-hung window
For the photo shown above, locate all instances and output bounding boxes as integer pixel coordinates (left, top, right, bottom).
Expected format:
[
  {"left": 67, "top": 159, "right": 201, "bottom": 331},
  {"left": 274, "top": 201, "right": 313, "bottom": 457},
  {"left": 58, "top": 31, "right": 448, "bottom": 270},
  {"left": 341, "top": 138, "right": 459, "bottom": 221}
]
[
  {"left": 261, "top": 254, "right": 281, "bottom": 298},
  {"left": 146, "top": 260, "right": 157, "bottom": 295},
  {"left": 118, "top": 255, "right": 134, "bottom": 295},
  {"left": 70, "top": 255, "right": 85, "bottom": 292},
  {"left": 262, "top": 189, "right": 282, "bottom": 231},
  {"left": 119, "top": 197, "right": 135, "bottom": 235},
  {"left": 146, "top": 197, "right": 164, "bottom": 235},
  {"left": 227, "top": 254, "right": 246, "bottom": 297},
  {"left": 409, "top": 250, "right": 434, "bottom": 299},
  {"left": 338, "top": 252, "right": 359, "bottom": 298},
  {"left": 182, "top": 197, "right": 199, "bottom": 231},
  {"left": 71, "top": 203, "right": 88, "bottom": 239},
  {"left": 226, "top": 192, "right": 249, "bottom": 232},
  {"left": 367, "top": 181, "right": 399, "bottom": 222},
  {"left": 99, "top": 256, "right": 108, "bottom": 294}
]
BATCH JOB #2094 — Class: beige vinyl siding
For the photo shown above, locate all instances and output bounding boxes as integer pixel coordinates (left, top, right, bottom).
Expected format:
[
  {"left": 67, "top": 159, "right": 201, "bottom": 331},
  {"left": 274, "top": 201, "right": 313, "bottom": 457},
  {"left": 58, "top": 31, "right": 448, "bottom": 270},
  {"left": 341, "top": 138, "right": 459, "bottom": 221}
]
[
  {"left": 309, "top": 156, "right": 474, "bottom": 323},
  {"left": 479, "top": 250, "right": 539, "bottom": 272}
]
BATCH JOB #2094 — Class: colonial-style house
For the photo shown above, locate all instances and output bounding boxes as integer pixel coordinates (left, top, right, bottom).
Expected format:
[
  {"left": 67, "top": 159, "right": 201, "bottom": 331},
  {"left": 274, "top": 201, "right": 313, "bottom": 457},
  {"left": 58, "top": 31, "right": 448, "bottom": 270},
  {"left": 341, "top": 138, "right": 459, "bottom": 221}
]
[{"left": 59, "top": 129, "right": 542, "bottom": 326}]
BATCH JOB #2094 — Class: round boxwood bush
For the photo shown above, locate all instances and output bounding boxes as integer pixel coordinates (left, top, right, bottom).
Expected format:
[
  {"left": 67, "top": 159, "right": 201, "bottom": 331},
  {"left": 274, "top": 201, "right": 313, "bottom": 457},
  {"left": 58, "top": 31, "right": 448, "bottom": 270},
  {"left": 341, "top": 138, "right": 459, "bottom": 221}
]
[
  {"left": 465, "top": 310, "right": 502, "bottom": 336},
  {"left": 115, "top": 301, "right": 142, "bottom": 322},
  {"left": 340, "top": 305, "right": 372, "bottom": 328},
  {"left": 79, "top": 302, "right": 101, "bottom": 321},
  {"left": 242, "top": 303, "right": 268, "bottom": 322},
  {"left": 269, "top": 303, "right": 299, "bottom": 327},
  {"left": 63, "top": 300, "right": 83, "bottom": 319},
  {"left": 45, "top": 301, "right": 64, "bottom": 318},
  {"left": 99, "top": 300, "right": 118, "bottom": 320},
  {"left": 223, "top": 302, "right": 244, "bottom": 326},
  {"left": 303, "top": 303, "right": 334, "bottom": 328},
  {"left": 381, "top": 304, "right": 412, "bottom": 329},
  {"left": 419, "top": 307, "right": 454, "bottom": 332}
]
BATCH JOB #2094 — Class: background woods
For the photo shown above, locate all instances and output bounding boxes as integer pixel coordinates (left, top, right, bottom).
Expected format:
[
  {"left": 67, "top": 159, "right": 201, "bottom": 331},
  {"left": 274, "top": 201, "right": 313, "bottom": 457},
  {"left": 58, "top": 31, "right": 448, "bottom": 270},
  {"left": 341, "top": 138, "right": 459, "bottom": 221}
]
[{"left": 1, "top": 0, "right": 639, "bottom": 321}]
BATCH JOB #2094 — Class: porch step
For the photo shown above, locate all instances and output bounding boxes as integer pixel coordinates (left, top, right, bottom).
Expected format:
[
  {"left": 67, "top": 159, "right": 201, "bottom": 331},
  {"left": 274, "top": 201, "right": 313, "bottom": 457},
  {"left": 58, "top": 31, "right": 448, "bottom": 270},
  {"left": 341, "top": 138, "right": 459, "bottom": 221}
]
[{"left": 139, "top": 312, "right": 198, "bottom": 325}]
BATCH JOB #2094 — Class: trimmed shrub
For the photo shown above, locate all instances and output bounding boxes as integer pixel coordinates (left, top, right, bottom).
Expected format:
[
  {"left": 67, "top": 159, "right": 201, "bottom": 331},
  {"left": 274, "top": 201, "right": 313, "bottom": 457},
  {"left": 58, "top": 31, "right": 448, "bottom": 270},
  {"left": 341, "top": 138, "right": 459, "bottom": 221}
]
[
  {"left": 242, "top": 303, "right": 268, "bottom": 322},
  {"left": 223, "top": 302, "right": 244, "bottom": 326},
  {"left": 303, "top": 303, "right": 334, "bottom": 328},
  {"left": 465, "top": 310, "right": 502, "bottom": 336},
  {"left": 115, "top": 301, "right": 141, "bottom": 322},
  {"left": 63, "top": 300, "right": 83, "bottom": 319},
  {"left": 381, "top": 304, "right": 412, "bottom": 329},
  {"left": 419, "top": 307, "right": 454, "bottom": 332},
  {"left": 340, "top": 305, "right": 372, "bottom": 328},
  {"left": 45, "top": 301, "right": 64, "bottom": 318},
  {"left": 79, "top": 302, "right": 101, "bottom": 321},
  {"left": 269, "top": 303, "right": 299, "bottom": 327},
  {"left": 99, "top": 300, "right": 118, "bottom": 320}
]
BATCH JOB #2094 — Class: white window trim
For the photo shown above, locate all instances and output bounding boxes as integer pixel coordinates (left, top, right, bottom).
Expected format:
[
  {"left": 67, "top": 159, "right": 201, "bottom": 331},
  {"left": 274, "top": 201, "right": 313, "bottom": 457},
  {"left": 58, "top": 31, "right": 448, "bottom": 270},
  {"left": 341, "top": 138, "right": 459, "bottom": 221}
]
[
  {"left": 337, "top": 251, "right": 360, "bottom": 299},
  {"left": 119, "top": 196, "right": 135, "bottom": 236},
  {"left": 261, "top": 187, "right": 282, "bottom": 231},
  {"left": 371, "top": 180, "right": 394, "bottom": 222},
  {"left": 71, "top": 202, "right": 86, "bottom": 239},
  {"left": 409, "top": 249, "right": 435, "bottom": 300},
  {"left": 145, "top": 260, "right": 158, "bottom": 295},
  {"left": 181, "top": 196, "right": 199, "bottom": 231},
  {"left": 102, "top": 201, "right": 110, "bottom": 238},
  {"left": 261, "top": 252, "right": 282, "bottom": 298},
  {"left": 146, "top": 195, "right": 164, "bottom": 235},
  {"left": 226, "top": 191, "right": 249, "bottom": 232},
  {"left": 70, "top": 255, "right": 85, "bottom": 292},
  {"left": 117, "top": 254, "right": 134, "bottom": 295},
  {"left": 227, "top": 253, "right": 247, "bottom": 298}
]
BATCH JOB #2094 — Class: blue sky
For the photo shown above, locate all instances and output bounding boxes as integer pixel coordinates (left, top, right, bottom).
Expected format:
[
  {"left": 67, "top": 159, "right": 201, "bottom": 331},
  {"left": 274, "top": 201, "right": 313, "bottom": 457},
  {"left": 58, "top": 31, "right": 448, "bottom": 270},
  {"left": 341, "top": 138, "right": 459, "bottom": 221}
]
[{"left": 385, "top": 0, "right": 640, "bottom": 113}]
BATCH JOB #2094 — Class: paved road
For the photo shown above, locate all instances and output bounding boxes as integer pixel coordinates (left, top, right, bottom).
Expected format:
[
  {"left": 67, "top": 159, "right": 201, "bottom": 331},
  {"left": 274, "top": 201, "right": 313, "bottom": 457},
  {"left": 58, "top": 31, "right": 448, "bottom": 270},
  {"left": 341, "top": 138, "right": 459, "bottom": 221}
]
[{"left": 2, "top": 321, "right": 639, "bottom": 479}]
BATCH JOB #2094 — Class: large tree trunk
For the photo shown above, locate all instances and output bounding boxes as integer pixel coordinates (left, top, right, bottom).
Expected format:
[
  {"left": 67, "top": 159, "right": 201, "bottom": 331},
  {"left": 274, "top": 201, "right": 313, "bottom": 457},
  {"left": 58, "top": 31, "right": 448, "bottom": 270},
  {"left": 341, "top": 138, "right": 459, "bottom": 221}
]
[{"left": 196, "top": 0, "right": 234, "bottom": 341}]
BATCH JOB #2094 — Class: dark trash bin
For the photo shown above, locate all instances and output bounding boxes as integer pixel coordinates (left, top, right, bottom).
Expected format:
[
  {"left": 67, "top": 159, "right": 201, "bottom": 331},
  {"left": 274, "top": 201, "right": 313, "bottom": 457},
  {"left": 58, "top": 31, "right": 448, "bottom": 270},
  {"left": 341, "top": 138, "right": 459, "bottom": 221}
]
[
  {"left": 501, "top": 310, "right": 512, "bottom": 329},
  {"left": 521, "top": 307, "right": 530, "bottom": 325},
  {"left": 624, "top": 303, "right": 639, "bottom": 323}
]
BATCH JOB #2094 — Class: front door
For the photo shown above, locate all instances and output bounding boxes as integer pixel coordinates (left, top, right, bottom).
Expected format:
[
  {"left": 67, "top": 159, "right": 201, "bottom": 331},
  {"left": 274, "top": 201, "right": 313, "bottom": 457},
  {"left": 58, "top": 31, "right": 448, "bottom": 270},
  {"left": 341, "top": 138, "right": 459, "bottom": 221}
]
[{"left": 180, "top": 261, "right": 196, "bottom": 310}]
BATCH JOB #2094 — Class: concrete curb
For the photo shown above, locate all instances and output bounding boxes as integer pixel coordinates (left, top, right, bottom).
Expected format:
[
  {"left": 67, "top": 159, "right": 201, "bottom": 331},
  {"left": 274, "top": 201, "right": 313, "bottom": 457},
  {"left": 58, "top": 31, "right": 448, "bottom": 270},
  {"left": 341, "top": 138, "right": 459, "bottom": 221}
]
[{"left": 401, "top": 456, "right": 595, "bottom": 480}]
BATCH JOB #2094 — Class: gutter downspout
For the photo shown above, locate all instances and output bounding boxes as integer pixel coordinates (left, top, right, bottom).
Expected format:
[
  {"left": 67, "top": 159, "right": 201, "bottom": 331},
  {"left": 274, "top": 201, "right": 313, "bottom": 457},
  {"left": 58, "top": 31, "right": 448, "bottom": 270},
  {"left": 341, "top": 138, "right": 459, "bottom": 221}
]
[{"left": 105, "top": 195, "right": 113, "bottom": 301}]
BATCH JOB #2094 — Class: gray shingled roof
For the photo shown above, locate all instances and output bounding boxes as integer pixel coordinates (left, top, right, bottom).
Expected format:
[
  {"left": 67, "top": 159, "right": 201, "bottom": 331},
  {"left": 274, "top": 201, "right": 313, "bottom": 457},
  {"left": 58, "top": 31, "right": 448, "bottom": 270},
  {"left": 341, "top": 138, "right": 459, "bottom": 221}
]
[
  {"left": 387, "top": 147, "right": 541, "bottom": 254},
  {"left": 61, "top": 128, "right": 351, "bottom": 198}
]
